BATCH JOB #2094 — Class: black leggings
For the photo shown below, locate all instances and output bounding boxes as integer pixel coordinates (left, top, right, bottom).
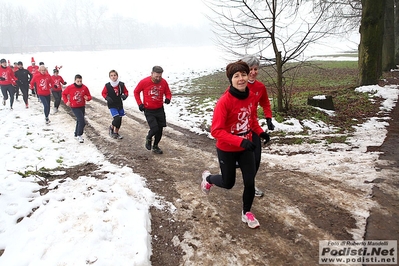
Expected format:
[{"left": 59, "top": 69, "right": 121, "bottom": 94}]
[
  {"left": 208, "top": 148, "right": 256, "bottom": 214},
  {"left": 18, "top": 83, "right": 29, "bottom": 105},
  {"left": 1, "top": 84, "right": 15, "bottom": 107},
  {"left": 112, "top": 115, "right": 122, "bottom": 129},
  {"left": 52, "top": 90, "right": 62, "bottom": 108}
]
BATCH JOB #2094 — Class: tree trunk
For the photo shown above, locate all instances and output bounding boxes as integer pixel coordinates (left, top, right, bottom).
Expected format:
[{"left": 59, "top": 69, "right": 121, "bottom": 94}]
[
  {"left": 276, "top": 51, "right": 284, "bottom": 112},
  {"left": 395, "top": 0, "right": 399, "bottom": 65},
  {"left": 359, "top": 0, "right": 386, "bottom": 85},
  {"left": 382, "top": 0, "right": 396, "bottom": 71}
]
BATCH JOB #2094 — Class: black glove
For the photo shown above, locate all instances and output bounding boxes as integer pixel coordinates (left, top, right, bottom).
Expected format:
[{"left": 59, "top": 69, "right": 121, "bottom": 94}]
[
  {"left": 259, "top": 132, "right": 270, "bottom": 144},
  {"left": 0, "top": 77, "right": 5, "bottom": 81},
  {"left": 54, "top": 85, "right": 58, "bottom": 89},
  {"left": 105, "top": 96, "right": 113, "bottom": 104},
  {"left": 121, "top": 94, "right": 127, "bottom": 100},
  {"left": 240, "top": 139, "right": 256, "bottom": 151},
  {"left": 63, "top": 82, "right": 67, "bottom": 85},
  {"left": 266, "top": 118, "right": 275, "bottom": 131},
  {"left": 164, "top": 98, "right": 170, "bottom": 104},
  {"left": 139, "top": 104, "right": 145, "bottom": 112}
]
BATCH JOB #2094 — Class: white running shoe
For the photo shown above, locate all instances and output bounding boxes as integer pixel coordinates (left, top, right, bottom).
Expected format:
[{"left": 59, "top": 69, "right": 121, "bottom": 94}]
[
  {"left": 201, "top": 170, "right": 213, "bottom": 194},
  {"left": 242, "top": 212, "right": 260, "bottom": 229},
  {"left": 77, "top": 135, "right": 84, "bottom": 143},
  {"left": 255, "top": 187, "right": 264, "bottom": 197}
]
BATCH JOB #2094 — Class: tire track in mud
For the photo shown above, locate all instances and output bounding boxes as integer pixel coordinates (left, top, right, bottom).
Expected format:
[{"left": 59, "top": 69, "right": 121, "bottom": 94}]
[{"left": 70, "top": 97, "right": 379, "bottom": 266}]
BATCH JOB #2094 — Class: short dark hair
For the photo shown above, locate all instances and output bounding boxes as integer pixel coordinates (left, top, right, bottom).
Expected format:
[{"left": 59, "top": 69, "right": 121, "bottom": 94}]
[
  {"left": 75, "top": 74, "right": 82, "bottom": 80},
  {"left": 226, "top": 60, "right": 250, "bottom": 84},
  {"left": 109, "top": 69, "right": 118, "bottom": 77},
  {"left": 152, "top": 66, "right": 163, "bottom": 74}
]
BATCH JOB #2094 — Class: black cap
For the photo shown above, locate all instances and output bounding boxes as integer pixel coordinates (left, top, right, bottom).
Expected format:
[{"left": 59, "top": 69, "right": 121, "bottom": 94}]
[
  {"left": 39, "top": 62, "right": 44, "bottom": 65},
  {"left": 17, "top": 61, "right": 23, "bottom": 65},
  {"left": 0, "top": 59, "right": 6, "bottom": 63}
]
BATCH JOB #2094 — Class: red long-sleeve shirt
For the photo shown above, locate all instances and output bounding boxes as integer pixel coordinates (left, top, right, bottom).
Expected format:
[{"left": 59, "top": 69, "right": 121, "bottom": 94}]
[
  {"left": 27, "top": 65, "right": 39, "bottom": 76},
  {"left": 0, "top": 66, "right": 17, "bottom": 86},
  {"left": 248, "top": 80, "right": 273, "bottom": 119},
  {"left": 51, "top": 75, "right": 66, "bottom": 92},
  {"left": 211, "top": 87, "right": 263, "bottom": 152},
  {"left": 62, "top": 83, "right": 92, "bottom": 108},
  {"left": 30, "top": 72, "right": 53, "bottom": 96},
  {"left": 134, "top": 76, "right": 172, "bottom": 110}
]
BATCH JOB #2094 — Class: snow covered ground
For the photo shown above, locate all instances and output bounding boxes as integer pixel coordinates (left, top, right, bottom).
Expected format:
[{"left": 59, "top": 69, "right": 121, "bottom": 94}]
[{"left": 1, "top": 45, "right": 398, "bottom": 265}]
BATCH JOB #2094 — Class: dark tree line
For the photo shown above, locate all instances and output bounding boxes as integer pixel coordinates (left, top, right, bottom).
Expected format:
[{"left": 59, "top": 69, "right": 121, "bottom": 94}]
[{"left": 0, "top": 0, "right": 212, "bottom": 54}]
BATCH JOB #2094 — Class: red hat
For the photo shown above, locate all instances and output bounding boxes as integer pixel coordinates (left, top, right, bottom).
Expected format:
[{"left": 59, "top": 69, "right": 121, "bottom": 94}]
[{"left": 31, "top": 57, "right": 35, "bottom": 63}]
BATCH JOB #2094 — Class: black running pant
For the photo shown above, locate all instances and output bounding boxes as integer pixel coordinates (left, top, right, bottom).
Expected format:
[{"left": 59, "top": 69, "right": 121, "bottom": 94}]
[
  {"left": 208, "top": 148, "right": 256, "bottom": 214},
  {"left": 144, "top": 107, "right": 166, "bottom": 146}
]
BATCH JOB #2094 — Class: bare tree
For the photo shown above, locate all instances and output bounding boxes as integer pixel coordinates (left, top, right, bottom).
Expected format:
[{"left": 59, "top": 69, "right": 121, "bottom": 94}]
[
  {"left": 321, "top": 0, "right": 362, "bottom": 31},
  {"left": 205, "top": 0, "right": 346, "bottom": 112}
]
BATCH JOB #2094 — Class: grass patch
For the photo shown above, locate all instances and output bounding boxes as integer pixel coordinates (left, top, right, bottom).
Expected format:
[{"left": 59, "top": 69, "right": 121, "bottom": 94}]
[{"left": 187, "top": 60, "right": 382, "bottom": 137}]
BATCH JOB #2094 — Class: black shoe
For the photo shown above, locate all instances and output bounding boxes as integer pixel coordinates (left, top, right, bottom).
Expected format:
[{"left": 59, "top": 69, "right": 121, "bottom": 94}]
[
  {"left": 145, "top": 137, "right": 152, "bottom": 150},
  {"left": 152, "top": 145, "right": 163, "bottom": 154},
  {"left": 114, "top": 133, "right": 123, "bottom": 139},
  {"left": 108, "top": 125, "right": 114, "bottom": 137}
]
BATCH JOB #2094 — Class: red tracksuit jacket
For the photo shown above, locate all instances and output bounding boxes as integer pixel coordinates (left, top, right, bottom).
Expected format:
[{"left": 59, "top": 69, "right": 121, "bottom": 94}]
[
  {"left": 62, "top": 83, "right": 92, "bottom": 108},
  {"left": 0, "top": 66, "right": 17, "bottom": 86},
  {"left": 30, "top": 72, "right": 53, "bottom": 96},
  {"left": 211, "top": 87, "right": 264, "bottom": 152},
  {"left": 134, "top": 76, "right": 172, "bottom": 110}
]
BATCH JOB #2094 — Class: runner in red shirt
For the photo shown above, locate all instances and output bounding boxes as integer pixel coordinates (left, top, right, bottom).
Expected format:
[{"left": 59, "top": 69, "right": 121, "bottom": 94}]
[
  {"left": 62, "top": 74, "right": 92, "bottom": 143},
  {"left": 201, "top": 60, "right": 270, "bottom": 229},
  {"left": 0, "top": 58, "right": 17, "bottom": 109},
  {"left": 241, "top": 55, "right": 274, "bottom": 197},
  {"left": 30, "top": 65, "right": 53, "bottom": 124},
  {"left": 134, "top": 66, "right": 172, "bottom": 154},
  {"left": 51, "top": 68, "right": 67, "bottom": 113},
  {"left": 27, "top": 57, "right": 39, "bottom": 96}
]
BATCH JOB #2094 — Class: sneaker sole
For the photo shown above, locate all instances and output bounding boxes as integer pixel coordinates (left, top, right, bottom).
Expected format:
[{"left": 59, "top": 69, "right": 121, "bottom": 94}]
[
  {"left": 201, "top": 170, "right": 212, "bottom": 194},
  {"left": 242, "top": 217, "right": 260, "bottom": 229}
]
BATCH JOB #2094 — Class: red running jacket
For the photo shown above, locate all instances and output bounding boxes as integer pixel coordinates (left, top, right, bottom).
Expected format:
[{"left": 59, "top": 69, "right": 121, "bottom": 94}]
[
  {"left": 0, "top": 66, "right": 17, "bottom": 86},
  {"left": 134, "top": 76, "right": 172, "bottom": 110},
  {"left": 30, "top": 72, "right": 53, "bottom": 96},
  {"left": 211, "top": 87, "right": 264, "bottom": 152},
  {"left": 248, "top": 80, "right": 273, "bottom": 119},
  {"left": 62, "top": 83, "right": 92, "bottom": 108}
]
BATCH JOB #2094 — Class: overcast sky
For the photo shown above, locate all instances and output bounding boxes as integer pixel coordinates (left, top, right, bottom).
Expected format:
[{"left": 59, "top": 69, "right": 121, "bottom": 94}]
[{"left": 8, "top": 0, "right": 210, "bottom": 27}]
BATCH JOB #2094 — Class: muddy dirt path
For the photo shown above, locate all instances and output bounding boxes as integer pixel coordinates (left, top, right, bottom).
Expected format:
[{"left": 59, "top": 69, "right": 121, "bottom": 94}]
[{"left": 73, "top": 97, "right": 398, "bottom": 266}]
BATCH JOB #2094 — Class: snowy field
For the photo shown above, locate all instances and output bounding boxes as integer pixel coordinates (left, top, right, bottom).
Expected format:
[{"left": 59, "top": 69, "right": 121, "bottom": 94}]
[{"left": 1, "top": 43, "right": 398, "bottom": 265}]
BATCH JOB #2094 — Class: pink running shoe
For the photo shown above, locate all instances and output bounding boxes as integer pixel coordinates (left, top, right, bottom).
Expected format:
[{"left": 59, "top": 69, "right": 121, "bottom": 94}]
[
  {"left": 242, "top": 212, "right": 260, "bottom": 229},
  {"left": 201, "top": 170, "right": 213, "bottom": 194}
]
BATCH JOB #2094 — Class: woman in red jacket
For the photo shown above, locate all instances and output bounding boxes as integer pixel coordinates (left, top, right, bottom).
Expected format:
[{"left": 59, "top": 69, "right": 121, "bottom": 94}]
[
  {"left": 62, "top": 74, "right": 92, "bottom": 143},
  {"left": 201, "top": 60, "right": 270, "bottom": 229},
  {"left": 30, "top": 65, "right": 53, "bottom": 124},
  {"left": 241, "top": 55, "right": 274, "bottom": 197}
]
